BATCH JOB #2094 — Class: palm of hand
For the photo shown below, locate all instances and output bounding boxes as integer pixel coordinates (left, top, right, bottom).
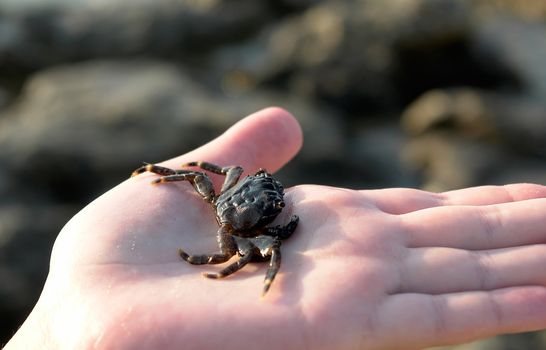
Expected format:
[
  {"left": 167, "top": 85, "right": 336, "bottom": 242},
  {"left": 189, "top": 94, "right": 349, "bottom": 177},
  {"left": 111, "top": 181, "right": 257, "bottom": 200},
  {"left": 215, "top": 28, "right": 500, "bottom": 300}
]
[
  {"left": 49, "top": 178, "right": 400, "bottom": 349},
  {"left": 19, "top": 108, "right": 546, "bottom": 350}
]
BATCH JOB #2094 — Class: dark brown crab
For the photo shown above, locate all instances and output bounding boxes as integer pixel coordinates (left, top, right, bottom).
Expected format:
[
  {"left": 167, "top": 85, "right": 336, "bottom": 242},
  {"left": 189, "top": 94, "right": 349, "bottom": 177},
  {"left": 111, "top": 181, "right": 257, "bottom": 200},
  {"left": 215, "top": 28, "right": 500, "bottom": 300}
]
[{"left": 131, "top": 161, "right": 299, "bottom": 296}]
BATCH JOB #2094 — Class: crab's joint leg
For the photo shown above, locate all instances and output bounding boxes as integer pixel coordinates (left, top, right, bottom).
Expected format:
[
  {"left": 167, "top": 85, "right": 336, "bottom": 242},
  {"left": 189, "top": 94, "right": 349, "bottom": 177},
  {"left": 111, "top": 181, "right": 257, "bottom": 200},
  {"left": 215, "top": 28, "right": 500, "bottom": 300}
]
[
  {"left": 182, "top": 161, "right": 243, "bottom": 193},
  {"left": 151, "top": 173, "right": 216, "bottom": 202},
  {"left": 182, "top": 161, "right": 234, "bottom": 175},
  {"left": 150, "top": 174, "right": 196, "bottom": 185},
  {"left": 178, "top": 226, "right": 237, "bottom": 265},
  {"left": 203, "top": 252, "right": 253, "bottom": 279},
  {"left": 262, "top": 245, "right": 281, "bottom": 297},
  {"left": 131, "top": 163, "right": 178, "bottom": 177},
  {"left": 264, "top": 215, "right": 299, "bottom": 240},
  {"left": 178, "top": 248, "right": 233, "bottom": 265}
]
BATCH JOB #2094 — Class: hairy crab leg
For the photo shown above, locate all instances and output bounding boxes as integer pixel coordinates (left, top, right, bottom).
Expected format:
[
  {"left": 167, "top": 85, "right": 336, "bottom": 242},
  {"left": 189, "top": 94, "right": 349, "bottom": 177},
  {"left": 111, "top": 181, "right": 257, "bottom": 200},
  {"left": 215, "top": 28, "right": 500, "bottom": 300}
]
[
  {"left": 202, "top": 252, "right": 253, "bottom": 279},
  {"left": 178, "top": 249, "right": 233, "bottom": 264},
  {"left": 131, "top": 163, "right": 178, "bottom": 177},
  {"left": 151, "top": 173, "right": 216, "bottom": 203},
  {"left": 262, "top": 244, "right": 281, "bottom": 297},
  {"left": 182, "top": 161, "right": 243, "bottom": 193},
  {"left": 263, "top": 215, "right": 299, "bottom": 240},
  {"left": 178, "top": 226, "right": 237, "bottom": 264}
]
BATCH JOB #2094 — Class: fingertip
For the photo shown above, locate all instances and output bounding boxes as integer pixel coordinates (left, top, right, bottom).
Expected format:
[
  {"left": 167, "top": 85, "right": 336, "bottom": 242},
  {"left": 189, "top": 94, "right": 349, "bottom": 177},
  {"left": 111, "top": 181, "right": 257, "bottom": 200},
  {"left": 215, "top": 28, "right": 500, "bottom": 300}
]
[
  {"left": 502, "top": 183, "right": 546, "bottom": 201},
  {"left": 174, "top": 107, "right": 303, "bottom": 175},
  {"left": 259, "top": 106, "right": 303, "bottom": 149},
  {"left": 230, "top": 106, "right": 303, "bottom": 168}
]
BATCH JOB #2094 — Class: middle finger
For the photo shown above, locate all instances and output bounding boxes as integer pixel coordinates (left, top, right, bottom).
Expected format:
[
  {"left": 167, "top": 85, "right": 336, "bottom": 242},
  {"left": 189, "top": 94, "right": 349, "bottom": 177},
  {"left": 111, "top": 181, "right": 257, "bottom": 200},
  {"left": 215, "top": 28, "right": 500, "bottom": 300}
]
[
  {"left": 400, "top": 198, "right": 546, "bottom": 250},
  {"left": 393, "top": 244, "right": 546, "bottom": 295}
]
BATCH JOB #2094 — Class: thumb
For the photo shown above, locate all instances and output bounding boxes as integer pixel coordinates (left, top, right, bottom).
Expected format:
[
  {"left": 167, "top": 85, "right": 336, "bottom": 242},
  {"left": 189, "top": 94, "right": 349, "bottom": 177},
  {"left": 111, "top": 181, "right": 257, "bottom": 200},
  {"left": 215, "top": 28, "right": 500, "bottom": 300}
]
[{"left": 161, "top": 107, "right": 303, "bottom": 176}]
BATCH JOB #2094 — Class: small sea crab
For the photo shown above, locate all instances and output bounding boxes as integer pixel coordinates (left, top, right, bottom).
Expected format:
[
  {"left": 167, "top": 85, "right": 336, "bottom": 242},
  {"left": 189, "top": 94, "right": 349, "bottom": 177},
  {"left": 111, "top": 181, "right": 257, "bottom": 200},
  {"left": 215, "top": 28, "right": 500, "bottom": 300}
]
[{"left": 131, "top": 161, "right": 299, "bottom": 296}]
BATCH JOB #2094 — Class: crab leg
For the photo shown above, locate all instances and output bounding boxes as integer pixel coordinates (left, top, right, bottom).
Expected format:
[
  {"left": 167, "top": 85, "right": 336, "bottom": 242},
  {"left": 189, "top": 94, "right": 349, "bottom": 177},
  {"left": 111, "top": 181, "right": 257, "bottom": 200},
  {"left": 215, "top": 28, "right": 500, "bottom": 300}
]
[
  {"left": 131, "top": 163, "right": 178, "bottom": 177},
  {"left": 178, "top": 249, "right": 234, "bottom": 264},
  {"left": 182, "top": 161, "right": 243, "bottom": 193},
  {"left": 262, "top": 244, "right": 281, "bottom": 296},
  {"left": 178, "top": 226, "right": 237, "bottom": 264},
  {"left": 202, "top": 251, "right": 253, "bottom": 279},
  {"left": 132, "top": 163, "right": 208, "bottom": 178},
  {"left": 264, "top": 215, "right": 299, "bottom": 240},
  {"left": 152, "top": 173, "right": 216, "bottom": 203}
]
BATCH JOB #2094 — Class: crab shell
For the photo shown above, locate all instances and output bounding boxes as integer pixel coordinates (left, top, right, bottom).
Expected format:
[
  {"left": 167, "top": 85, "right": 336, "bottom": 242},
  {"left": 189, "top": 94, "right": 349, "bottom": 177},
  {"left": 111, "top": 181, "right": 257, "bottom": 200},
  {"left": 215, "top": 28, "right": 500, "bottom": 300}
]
[{"left": 214, "top": 171, "right": 285, "bottom": 233}]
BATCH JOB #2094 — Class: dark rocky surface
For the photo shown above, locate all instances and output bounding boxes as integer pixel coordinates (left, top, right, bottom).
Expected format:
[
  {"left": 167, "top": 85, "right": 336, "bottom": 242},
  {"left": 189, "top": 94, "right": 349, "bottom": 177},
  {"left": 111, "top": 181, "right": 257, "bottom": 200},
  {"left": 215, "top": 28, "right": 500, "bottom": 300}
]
[{"left": 1, "top": 1, "right": 545, "bottom": 348}]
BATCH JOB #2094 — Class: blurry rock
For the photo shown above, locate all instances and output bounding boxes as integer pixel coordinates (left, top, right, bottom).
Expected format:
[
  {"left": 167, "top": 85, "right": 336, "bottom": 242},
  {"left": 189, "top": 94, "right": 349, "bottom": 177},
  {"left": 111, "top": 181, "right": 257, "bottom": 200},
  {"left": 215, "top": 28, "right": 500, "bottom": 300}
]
[
  {"left": 402, "top": 88, "right": 546, "bottom": 156},
  {"left": 0, "top": 60, "right": 212, "bottom": 202},
  {"left": 395, "top": 0, "right": 470, "bottom": 48},
  {"left": 404, "top": 132, "right": 546, "bottom": 191},
  {"left": 213, "top": 0, "right": 472, "bottom": 113},
  {"left": 401, "top": 88, "right": 496, "bottom": 139},
  {"left": 0, "top": 60, "right": 344, "bottom": 201},
  {"left": 0, "top": 204, "right": 77, "bottom": 339},
  {"left": 272, "top": 0, "right": 323, "bottom": 11},
  {"left": 474, "top": 0, "right": 546, "bottom": 22},
  {"left": 349, "top": 123, "right": 419, "bottom": 189},
  {"left": 470, "top": 17, "right": 546, "bottom": 100},
  {"left": 0, "top": 0, "right": 269, "bottom": 70},
  {"left": 403, "top": 132, "right": 504, "bottom": 191},
  {"left": 492, "top": 94, "right": 546, "bottom": 156},
  {"left": 0, "top": 86, "right": 10, "bottom": 110}
]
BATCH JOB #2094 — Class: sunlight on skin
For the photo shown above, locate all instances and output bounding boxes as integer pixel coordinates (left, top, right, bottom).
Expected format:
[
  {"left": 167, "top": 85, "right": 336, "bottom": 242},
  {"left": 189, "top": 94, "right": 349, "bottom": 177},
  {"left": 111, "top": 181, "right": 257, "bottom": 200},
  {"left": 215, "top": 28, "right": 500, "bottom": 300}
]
[{"left": 5, "top": 108, "right": 546, "bottom": 350}]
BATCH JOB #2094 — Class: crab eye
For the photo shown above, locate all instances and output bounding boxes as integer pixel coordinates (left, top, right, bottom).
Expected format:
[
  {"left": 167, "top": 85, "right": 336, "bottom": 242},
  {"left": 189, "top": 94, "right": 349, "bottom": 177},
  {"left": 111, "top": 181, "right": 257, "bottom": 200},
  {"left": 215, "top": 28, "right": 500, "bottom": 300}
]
[{"left": 276, "top": 200, "right": 285, "bottom": 209}]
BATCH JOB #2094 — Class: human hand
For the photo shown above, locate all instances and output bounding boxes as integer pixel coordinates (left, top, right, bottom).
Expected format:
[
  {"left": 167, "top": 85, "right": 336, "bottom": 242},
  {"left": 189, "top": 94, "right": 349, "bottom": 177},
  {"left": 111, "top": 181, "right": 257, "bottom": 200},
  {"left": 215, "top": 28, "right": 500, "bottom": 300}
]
[{"left": 5, "top": 108, "right": 546, "bottom": 350}]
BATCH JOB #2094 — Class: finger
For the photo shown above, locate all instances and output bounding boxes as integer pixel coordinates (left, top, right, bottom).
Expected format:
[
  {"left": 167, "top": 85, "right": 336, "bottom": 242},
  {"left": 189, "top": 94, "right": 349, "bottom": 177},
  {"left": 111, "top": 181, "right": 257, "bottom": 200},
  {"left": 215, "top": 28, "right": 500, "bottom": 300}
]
[
  {"left": 396, "top": 245, "right": 546, "bottom": 295},
  {"left": 362, "top": 184, "right": 546, "bottom": 215},
  {"left": 401, "top": 197, "right": 546, "bottom": 249},
  {"left": 141, "top": 107, "right": 302, "bottom": 182},
  {"left": 379, "top": 286, "right": 546, "bottom": 348},
  {"left": 442, "top": 183, "right": 546, "bottom": 205}
]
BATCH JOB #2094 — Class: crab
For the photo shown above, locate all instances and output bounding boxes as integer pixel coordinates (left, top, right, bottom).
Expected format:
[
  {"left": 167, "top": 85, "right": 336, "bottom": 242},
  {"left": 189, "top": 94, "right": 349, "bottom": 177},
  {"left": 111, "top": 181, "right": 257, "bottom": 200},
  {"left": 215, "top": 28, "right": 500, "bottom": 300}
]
[{"left": 131, "top": 161, "right": 299, "bottom": 296}]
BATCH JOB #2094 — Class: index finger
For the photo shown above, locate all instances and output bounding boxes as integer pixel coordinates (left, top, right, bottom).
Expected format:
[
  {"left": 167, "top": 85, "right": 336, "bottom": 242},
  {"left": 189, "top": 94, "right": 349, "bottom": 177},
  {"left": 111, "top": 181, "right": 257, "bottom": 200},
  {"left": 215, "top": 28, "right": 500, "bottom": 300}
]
[{"left": 363, "top": 184, "right": 546, "bottom": 215}]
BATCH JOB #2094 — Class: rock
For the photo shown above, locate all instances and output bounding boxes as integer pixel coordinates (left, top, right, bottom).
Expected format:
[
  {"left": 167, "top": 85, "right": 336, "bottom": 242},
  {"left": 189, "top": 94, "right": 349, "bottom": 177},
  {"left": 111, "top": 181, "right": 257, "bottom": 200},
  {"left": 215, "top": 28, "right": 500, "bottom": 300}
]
[
  {"left": 401, "top": 87, "right": 546, "bottom": 190},
  {"left": 404, "top": 131, "right": 546, "bottom": 192},
  {"left": 0, "top": 59, "right": 345, "bottom": 201},
  {"left": 0, "top": 204, "right": 77, "bottom": 340},
  {"left": 470, "top": 17, "right": 546, "bottom": 100},
  {"left": 349, "top": 123, "right": 420, "bottom": 189},
  {"left": 473, "top": 0, "right": 546, "bottom": 21},
  {"left": 395, "top": 0, "right": 470, "bottom": 48},
  {"left": 270, "top": 0, "right": 323, "bottom": 11},
  {"left": 0, "top": 60, "right": 212, "bottom": 202},
  {"left": 402, "top": 88, "right": 546, "bottom": 190},
  {"left": 0, "top": 0, "right": 269, "bottom": 70},
  {"left": 401, "top": 88, "right": 496, "bottom": 139},
  {"left": 402, "top": 88, "right": 546, "bottom": 157},
  {"left": 403, "top": 132, "right": 506, "bottom": 191},
  {"left": 0, "top": 86, "right": 10, "bottom": 110},
  {"left": 210, "top": 0, "right": 475, "bottom": 113}
]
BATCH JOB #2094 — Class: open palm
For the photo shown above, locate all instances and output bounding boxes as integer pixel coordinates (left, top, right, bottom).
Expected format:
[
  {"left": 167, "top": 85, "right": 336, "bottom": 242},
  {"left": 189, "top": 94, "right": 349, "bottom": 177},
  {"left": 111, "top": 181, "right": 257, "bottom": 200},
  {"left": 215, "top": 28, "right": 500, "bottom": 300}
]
[{"left": 7, "top": 108, "right": 546, "bottom": 350}]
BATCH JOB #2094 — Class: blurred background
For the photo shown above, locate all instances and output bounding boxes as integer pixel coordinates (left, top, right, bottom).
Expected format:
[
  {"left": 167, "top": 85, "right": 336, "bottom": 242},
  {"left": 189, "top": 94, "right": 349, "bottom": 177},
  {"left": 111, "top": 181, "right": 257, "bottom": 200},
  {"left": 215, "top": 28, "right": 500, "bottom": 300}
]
[{"left": 1, "top": 0, "right": 545, "bottom": 348}]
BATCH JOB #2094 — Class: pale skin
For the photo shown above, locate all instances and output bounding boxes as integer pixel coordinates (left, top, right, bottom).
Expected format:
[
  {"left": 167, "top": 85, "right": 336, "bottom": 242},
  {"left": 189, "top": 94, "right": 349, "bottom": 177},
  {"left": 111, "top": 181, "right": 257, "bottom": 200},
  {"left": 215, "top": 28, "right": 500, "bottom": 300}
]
[{"left": 5, "top": 107, "right": 546, "bottom": 350}]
